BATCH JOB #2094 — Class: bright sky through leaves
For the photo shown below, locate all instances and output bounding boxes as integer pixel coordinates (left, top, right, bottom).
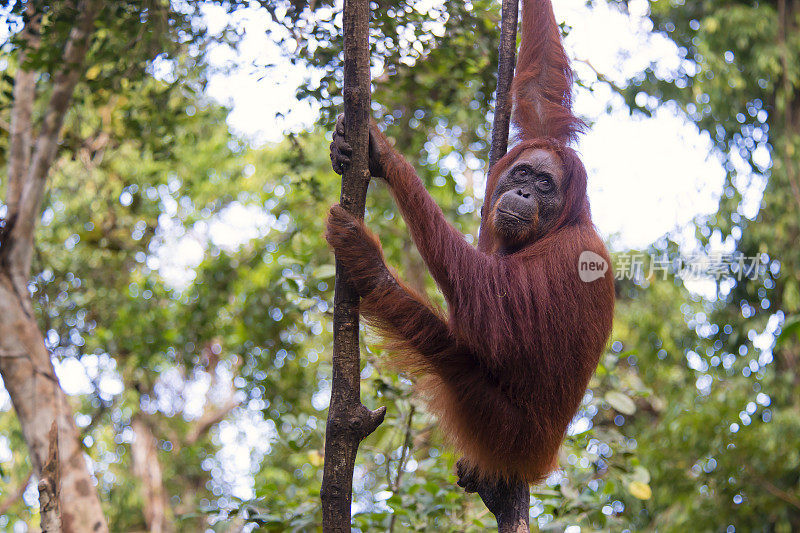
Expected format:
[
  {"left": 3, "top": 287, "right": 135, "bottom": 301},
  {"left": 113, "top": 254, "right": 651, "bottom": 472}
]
[{"left": 201, "top": 0, "right": 738, "bottom": 250}]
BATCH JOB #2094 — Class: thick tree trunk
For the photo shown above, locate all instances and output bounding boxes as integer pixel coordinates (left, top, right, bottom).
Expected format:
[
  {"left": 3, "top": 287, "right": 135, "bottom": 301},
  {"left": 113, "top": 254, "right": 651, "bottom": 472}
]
[
  {"left": 0, "top": 277, "right": 107, "bottom": 532},
  {"left": 0, "top": 1, "right": 108, "bottom": 530},
  {"left": 320, "top": 0, "right": 385, "bottom": 529}
]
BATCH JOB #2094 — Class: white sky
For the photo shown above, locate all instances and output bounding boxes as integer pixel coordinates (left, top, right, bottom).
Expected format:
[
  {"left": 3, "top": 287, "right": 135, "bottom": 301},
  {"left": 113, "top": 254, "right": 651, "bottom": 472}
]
[{"left": 201, "top": 0, "right": 731, "bottom": 251}]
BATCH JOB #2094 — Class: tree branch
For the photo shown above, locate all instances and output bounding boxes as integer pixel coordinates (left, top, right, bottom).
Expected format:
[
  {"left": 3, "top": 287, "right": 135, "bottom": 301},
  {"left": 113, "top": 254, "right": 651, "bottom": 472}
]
[
  {"left": 5, "top": 1, "right": 41, "bottom": 219},
  {"left": 746, "top": 465, "right": 800, "bottom": 511},
  {"left": 457, "top": 459, "right": 529, "bottom": 533},
  {"left": 320, "top": 0, "right": 386, "bottom": 528},
  {"left": 574, "top": 57, "right": 629, "bottom": 101},
  {"left": 388, "top": 406, "right": 415, "bottom": 533},
  {"left": 4, "top": 0, "right": 102, "bottom": 281},
  {"left": 131, "top": 416, "right": 174, "bottom": 533},
  {"left": 0, "top": 469, "right": 33, "bottom": 516},
  {"left": 185, "top": 398, "right": 239, "bottom": 446},
  {"left": 488, "top": 0, "right": 520, "bottom": 169}
]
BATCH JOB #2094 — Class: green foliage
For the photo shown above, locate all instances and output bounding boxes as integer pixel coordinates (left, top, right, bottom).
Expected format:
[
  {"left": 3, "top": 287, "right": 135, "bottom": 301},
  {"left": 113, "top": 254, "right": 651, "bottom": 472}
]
[
  {"left": 595, "top": 1, "right": 800, "bottom": 529},
  {"left": 1, "top": 0, "right": 799, "bottom": 531}
]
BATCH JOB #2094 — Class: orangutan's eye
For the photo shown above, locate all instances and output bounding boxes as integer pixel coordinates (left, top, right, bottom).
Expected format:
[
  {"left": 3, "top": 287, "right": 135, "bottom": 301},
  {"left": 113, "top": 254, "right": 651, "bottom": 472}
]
[{"left": 537, "top": 178, "right": 554, "bottom": 193}]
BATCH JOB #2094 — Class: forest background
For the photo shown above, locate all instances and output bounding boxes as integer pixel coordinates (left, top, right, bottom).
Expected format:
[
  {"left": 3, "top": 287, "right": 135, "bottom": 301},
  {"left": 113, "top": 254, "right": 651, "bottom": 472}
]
[{"left": 0, "top": 0, "right": 798, "bottom": 531}]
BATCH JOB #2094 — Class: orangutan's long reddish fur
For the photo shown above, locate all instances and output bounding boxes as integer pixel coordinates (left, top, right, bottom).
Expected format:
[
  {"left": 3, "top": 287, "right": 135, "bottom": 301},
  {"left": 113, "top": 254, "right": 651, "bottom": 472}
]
[{"left": 326, "top": 0, "right": 614, "bottom": 483}]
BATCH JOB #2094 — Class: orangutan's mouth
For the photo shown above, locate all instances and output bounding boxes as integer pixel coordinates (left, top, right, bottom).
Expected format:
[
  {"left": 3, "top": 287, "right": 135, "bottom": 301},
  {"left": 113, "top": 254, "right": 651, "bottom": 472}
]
[{"left": 497, "top": 209, "right": 531, "bottom": 223}]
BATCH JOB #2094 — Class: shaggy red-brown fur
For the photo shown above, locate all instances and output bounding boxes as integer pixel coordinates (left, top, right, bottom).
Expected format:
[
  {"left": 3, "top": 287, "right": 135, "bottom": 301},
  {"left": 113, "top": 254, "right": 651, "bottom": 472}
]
[{"left": 326, "top": 0, "right": 614, "bottom": 484}]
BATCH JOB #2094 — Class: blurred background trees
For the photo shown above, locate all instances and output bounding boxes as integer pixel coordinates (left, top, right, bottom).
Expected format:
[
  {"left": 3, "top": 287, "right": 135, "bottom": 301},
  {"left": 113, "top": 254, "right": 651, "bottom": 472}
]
[{"left": 0, "top": 0, "right": 797, "bottom": 531}]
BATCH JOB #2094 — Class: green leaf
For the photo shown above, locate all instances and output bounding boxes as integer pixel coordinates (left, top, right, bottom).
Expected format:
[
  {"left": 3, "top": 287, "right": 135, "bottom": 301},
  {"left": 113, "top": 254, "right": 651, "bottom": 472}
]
[
  {"left": 605, "top": 391, "right": 636, "bottom": 415},
  {"left": 628, "top": 481, "right": 652, "bottom": 500}
]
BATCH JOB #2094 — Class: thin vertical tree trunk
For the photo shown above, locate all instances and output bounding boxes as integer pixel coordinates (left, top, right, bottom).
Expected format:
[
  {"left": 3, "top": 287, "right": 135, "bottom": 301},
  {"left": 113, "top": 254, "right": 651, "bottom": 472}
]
[
  {"left": 473, "top": 477, "right": 530, "bottom": 533},
  {"left": 320, "top": 0, "right": 386, "bottom": 529},
  {"left": 319, "top": 0, "right": 525, "bottom": 529},
  {"left": 489, "top": 0, "right": 521, "bottom": 170},
  {"left": 482, "top": 0, "right": 531, "bottom": 530},
  {"left": 131, "top": 416, "right": 174, "bottom": 533}
]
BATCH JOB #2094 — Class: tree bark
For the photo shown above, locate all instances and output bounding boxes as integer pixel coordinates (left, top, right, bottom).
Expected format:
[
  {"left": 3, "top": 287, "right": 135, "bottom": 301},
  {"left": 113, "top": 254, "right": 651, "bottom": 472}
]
[
  {"left": 0, "top": 280, "right": 108, "bottom": 532},
  {"left": 481, "top": 478, "right": 530, "bottom": 533},
  {"left": 0, "top": 1, "right": 108, "bottom": 531},
  {"left": 131, "top": 416, "right": 175, "bottom": 533},
  {"left": 489, "top": 0, "right": 520, "bottom": 170},
  {"left": 38, "top": 423, "right": 61, "bottom": 533},
  {"left": 320, "top": 0, "right": 386, "bottom": 529}
]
